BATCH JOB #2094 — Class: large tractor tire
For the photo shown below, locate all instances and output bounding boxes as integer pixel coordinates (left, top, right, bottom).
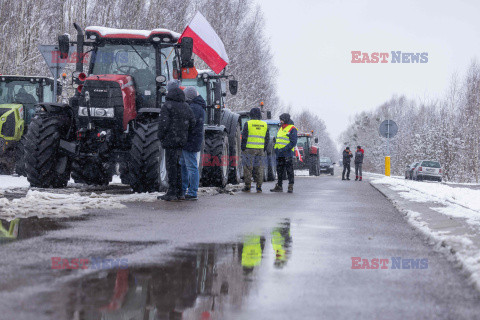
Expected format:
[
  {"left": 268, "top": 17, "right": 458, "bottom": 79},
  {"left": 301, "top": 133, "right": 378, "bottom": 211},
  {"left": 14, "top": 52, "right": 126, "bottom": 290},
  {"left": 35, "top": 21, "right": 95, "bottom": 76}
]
[
  {"left": 24, "top": 116, "right": 71, "bottom": 188},
  {"left": 267, "top": 152, "right": 277, "bottom": 181},
  {"left": 128, "top": 122, "right": 168, "bottom": 193},
  {"left": 201, "top": 131, "right": 229, "bottom": 188},
  {"left": 14, "top": 137, "right": 27, "bottom": 176},
  {"left": 71, "top": 157, "right": 115, "bottom": 186},
  {"left": 309, "top": 154, "right": 320, "bottom": 176},
  {"left": 228, "top": 125, "right": 242, "bottom": 184}
]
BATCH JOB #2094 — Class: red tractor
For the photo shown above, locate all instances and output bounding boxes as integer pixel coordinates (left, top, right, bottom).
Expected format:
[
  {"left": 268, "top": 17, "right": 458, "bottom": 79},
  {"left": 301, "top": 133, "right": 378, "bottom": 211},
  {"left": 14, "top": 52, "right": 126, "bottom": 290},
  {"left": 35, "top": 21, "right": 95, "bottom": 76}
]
[
  {"left": 24, "top": 24, "right": 201, "bottom": 191},
  {"left": 293, "top": 132, "right": 320, "bottom": 176}
]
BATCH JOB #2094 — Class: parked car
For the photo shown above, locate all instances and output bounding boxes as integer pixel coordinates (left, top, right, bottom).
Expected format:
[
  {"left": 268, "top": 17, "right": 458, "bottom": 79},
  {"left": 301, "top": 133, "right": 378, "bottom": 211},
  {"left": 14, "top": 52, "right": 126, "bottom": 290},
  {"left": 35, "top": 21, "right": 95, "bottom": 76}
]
[
  {"left": 412, "top": 160, "right": 442, "bottom": 182},
  {"left": 405, "top": 162, "right": 419, "bottom": 180},
  {"left": 319, "top": 157, "right": 335, "bottom": 175}
]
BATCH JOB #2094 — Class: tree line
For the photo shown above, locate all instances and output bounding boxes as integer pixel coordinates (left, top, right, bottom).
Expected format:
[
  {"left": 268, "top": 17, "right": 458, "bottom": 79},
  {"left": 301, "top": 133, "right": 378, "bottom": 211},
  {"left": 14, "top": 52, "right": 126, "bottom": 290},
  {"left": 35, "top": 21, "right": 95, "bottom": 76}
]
[
  {"left": 0, "top": 0, "right": 337, "bottom": 160},
  {"left": 339, "top": 61, "right": 480, "bottom": 183}
]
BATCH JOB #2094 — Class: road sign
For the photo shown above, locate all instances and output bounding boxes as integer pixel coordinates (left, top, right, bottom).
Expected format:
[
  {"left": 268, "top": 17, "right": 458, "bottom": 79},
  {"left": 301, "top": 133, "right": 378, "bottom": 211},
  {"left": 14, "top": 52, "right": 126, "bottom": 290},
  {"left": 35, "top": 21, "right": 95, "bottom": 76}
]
[
  {"left": 379, "top": 120, "right": 398, "bottom": 138},
  {"left": 38, "top": 45, "right": 74, "bottom": 98}
]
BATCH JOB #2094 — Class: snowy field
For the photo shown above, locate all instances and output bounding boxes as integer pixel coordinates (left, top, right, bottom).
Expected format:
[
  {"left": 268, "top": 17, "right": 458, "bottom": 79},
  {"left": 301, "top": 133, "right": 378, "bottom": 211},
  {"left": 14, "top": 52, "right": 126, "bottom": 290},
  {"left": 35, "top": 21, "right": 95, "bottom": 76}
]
[
  {"left": 0, "top": 175, "right": 236, "bottom": 220},
  {"left": 371, "top": 174, "right": 480, "bottom": 290}
]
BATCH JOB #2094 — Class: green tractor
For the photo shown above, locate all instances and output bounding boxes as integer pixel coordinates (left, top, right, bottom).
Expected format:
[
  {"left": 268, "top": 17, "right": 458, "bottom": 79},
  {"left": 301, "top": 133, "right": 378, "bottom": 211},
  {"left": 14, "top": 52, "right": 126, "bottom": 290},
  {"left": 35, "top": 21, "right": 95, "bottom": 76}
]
[{"left": 0, "top": 75, "right": 57, "bottom": 175}]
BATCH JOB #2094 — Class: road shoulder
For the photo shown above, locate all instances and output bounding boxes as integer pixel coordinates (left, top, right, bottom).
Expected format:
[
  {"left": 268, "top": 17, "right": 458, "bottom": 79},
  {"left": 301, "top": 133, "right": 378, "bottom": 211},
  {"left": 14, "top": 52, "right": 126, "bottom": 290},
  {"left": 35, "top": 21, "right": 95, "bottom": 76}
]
[{"left": 370, "top": 177, "right": 480, "bottom": 291}]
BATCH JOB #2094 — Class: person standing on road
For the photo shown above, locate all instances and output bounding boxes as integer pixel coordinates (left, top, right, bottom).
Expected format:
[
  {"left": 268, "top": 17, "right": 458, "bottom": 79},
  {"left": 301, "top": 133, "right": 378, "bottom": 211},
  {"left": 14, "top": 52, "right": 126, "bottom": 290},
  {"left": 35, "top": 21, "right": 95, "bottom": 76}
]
[
  {"left": 270, "top": 113, "right": 297, "bottom": 193},
  {"left": 355, "top": 145, "right": 364, "bottom": 181},
  {"left": 180, "top": 86, "right": 205, "bottom": 201},
  {"left": 241, "top": 107, "right": 269, "bottom": 193},
  {"left": 342, "top": 147, "right": 353, "bottom": 180},
  {"left": 157, "top": 80, "right": 195, "bottom": 201}
]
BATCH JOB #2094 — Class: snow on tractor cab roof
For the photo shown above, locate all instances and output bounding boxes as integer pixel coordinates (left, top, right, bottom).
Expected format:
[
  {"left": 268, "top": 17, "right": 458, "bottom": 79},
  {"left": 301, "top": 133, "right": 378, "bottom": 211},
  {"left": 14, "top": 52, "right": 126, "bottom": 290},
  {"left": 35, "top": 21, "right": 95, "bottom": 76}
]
[{"left": 85, "top": 26, "right": 181, "bottom": 43}]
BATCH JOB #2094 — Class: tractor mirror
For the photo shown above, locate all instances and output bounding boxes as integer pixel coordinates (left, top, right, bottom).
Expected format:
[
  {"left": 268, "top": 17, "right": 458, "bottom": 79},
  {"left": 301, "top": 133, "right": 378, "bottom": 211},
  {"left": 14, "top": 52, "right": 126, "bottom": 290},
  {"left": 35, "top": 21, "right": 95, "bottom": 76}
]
[
  {"left": 267, "top": 111, "right": 272, "bottom": 119},
  {"left": 58, "top": 34, "right": 70, "bottom": 59},
  {"left": 314, "top": 137, "right": 319, "bottom": 143},
  {"left": 229, "top": 79, "right": 238, "bottom": 95},
  {"left": 180, "top": 37, "right": 194, "bottom": 67}
]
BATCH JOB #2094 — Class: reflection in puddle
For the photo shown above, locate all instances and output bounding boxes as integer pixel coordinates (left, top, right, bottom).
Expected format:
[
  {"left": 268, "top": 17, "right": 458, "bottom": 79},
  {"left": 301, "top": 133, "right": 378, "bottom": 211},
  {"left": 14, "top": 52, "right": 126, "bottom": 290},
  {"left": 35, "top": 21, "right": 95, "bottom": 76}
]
[
  {"left": 0, "top": 216, "right": 65, "bottom": 243},
  {"left": 60, "top": 220, "right": 292, "bottom": 320}
]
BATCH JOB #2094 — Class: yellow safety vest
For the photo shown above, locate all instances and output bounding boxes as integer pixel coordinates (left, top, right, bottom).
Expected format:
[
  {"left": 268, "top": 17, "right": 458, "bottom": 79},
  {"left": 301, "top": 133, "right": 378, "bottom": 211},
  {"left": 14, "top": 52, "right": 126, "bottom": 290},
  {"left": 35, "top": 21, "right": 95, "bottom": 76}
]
[
  {"left": 274, "top": 124, "right": 295, "bottom": 152},
  {"left": 241, "top": 235, "right": 262, "bottom": 268},
  {"left": 246, "top": 120, "right": 268, "bottom": 149}
]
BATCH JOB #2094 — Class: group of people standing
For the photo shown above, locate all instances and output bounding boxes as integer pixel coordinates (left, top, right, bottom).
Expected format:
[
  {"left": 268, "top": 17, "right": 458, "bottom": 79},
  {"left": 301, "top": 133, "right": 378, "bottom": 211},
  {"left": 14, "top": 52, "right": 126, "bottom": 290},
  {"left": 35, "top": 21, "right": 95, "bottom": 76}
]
[
  {"left": 241, "top": 109, "right": 297, "bottom": 193},
  {"left": 342, "top": 146, "right": 364, "bottom": 181},
  {"left": 157, "top": 80, "right": 205, "bottom": 202},
  {"left": 155, "top": 81, "right": 298, "bottom": 201}
]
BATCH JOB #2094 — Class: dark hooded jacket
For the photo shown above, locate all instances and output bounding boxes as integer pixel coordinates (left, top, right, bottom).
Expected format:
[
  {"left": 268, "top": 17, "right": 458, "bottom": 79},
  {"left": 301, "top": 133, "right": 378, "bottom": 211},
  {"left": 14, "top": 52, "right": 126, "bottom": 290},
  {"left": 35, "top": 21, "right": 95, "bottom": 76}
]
[
  {"left": 275, "top": 113, "right": 297, "bottom": 158},
  {"left": 343, "top": 149, "right": 353, "bottom": 163},
  {"left": 184, "top": 95, "right": 206, "bottom": 152},
  {"left": 158, "top": 88, "right": 195, "bottom": 149},
  {"left": 241, "top": 107, "right": 270, "bottom": 151},
  {"left": 354, "top": 148, "right": 364, "bottom": 164}
]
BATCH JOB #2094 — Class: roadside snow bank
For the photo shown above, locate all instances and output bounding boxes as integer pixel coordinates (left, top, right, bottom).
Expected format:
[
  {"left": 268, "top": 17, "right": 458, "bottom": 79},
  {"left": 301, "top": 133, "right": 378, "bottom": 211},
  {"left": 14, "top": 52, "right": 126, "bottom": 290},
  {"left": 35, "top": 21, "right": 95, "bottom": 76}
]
[
  {"left": 0, "top": 190, "right": 162, "bottom": 219},
  {"left": 371, "top": 177, "right": 480, "bottom": 290},
  {"left": 372, "top": 176, "right": 480, "bottom": 213}
]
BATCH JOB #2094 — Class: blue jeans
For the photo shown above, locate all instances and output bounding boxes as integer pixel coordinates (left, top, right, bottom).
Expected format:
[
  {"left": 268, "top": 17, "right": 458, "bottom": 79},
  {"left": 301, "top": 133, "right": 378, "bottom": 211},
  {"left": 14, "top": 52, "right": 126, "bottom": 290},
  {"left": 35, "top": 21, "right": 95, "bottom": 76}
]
[{"left": 180, "top": 150, "right": 199, "bottom": 197}]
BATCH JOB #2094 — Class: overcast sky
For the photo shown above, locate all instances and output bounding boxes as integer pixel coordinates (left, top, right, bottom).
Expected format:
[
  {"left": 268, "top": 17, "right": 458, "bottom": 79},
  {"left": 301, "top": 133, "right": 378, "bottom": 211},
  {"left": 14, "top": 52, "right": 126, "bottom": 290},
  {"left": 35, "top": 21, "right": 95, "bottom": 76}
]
[{"left": 254, "top": 0, "right": 480, "bottom": 143}]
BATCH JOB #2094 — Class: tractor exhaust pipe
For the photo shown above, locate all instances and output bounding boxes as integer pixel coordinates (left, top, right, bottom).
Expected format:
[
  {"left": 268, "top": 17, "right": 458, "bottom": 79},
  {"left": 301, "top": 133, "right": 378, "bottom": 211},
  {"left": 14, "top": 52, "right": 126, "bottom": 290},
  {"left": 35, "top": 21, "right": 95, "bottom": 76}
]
[{"left": 73, "top": 23, "right": 84, "bottom": 74}]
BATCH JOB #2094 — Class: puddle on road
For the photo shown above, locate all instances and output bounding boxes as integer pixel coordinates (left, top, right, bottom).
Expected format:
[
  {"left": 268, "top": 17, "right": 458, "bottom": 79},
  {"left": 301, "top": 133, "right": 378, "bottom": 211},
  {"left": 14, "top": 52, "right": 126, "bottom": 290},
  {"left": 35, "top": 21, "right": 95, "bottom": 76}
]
[
  {"left": 52, "top": 220, "right": 292, "bottom": 320},
  {"left": 0, "top": 216, "right": 73, "bottom": 243}
]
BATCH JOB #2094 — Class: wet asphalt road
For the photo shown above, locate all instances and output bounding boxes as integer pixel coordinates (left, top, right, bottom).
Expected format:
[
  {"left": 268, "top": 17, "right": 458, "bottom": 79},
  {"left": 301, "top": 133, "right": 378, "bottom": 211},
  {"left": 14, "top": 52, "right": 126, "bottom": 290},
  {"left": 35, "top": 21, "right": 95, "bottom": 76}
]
[{"left": 1, "top": 173, "right": 480, "bottom": 319}]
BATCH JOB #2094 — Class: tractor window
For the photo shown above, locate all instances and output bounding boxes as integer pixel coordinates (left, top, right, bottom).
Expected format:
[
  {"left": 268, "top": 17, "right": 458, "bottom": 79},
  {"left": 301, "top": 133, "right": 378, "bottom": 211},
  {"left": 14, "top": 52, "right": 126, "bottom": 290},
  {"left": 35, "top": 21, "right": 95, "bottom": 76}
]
[
  {"left": 43, "top": 84, "right": 54, "bottom": 103},
  {"left": 0, "top": 81, "right": 39, "bottom": 105},
  {"left": 297, "top": 136, "right": 308, "bottom": 148},
  {"left": 268, "top": 124, "right": 279, "bottom": 138}
]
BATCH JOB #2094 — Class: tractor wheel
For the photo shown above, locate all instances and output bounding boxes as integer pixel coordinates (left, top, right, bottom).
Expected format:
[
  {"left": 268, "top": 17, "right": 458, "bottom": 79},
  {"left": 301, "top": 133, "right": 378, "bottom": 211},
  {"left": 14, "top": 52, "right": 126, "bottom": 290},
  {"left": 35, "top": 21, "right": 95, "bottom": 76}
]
[
  {"left": 128, "top": 122, "right": 168, "bottom": 193},
  {"left": 71, "top": 157, "right": 115, "bottom": 185},
  {"left": 228, "top": 125, "right": 242, "bottom": 184},
  {"left": 267, "top": 152, "right": 277, "bottom": 181},
  {"left": 14, "top": 137, "right": 27, "bottom": 177},
  {"left": 24, "top": 116, "right": 71, "bottom": 188},
  {"left": 118, "top": 159, "right": 131, "bottom": 185},
  {"left": 309, "top": 155, "right": 320, "bottom": 176},
  {"left": 202, "top": 131, "right": 229, "bottom": 188}
]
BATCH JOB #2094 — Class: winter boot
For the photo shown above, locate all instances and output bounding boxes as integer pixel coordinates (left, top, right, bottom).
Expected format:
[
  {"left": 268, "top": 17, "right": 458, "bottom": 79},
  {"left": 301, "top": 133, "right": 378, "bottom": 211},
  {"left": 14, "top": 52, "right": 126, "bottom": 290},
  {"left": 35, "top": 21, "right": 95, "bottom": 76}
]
[
  {"left": 359, "top": 177, "right": 362, "bottom": 181},
  {"left": 242, "top": 185, "right": 251, "bottom": 192},
  {"left": 256, "top": 187, "right": 262, "bottom": 193},
  {"left": 270, "top": 184, "right": 283, "bottom": 192},
  {"left": 288, "top": 184, "right": 294, "bottom": 193},
  {"left": 342, "top": 176, "right": 346, "bottom": 180},
  {"left": 355, "top": 176, "right": 358, "bottom": 181}
]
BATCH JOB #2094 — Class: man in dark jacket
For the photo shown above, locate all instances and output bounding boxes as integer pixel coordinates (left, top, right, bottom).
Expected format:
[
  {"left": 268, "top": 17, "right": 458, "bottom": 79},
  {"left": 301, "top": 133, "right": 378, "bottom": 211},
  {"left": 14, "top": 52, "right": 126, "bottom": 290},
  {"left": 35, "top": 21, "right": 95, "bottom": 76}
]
[
  {"left": 271, "top": 113, "right": 297, "bottom": 193},
  {"left": 342, "top": 147, "right": 353, "bottom": 180},
  {"left": 355, "top": 145, "right": 364, "bottom": 181},
  {"left": 180, "top": 86, "right": 205, "bottom": 200},
  {"left": 241, "top": 107, "right": 270, "bottom": 192},
  {"left": 157, "top": 80, "right": 195, "bottom": 201}
]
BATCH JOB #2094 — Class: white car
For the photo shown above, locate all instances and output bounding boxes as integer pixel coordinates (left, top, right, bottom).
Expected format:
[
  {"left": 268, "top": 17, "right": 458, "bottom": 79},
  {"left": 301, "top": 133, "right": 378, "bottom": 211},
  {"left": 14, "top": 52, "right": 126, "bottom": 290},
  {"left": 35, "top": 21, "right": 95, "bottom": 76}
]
[{"left": 412, "top": 160, "right": 442, "bottom": 182}]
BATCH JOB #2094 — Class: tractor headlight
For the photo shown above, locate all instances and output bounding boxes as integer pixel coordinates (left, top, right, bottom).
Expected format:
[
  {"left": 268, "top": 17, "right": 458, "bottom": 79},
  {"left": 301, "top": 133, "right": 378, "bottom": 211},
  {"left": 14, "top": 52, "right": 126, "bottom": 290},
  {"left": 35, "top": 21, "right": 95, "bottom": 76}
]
[{"left": 78, "top": 107, "right": 114, "bottom": 118}]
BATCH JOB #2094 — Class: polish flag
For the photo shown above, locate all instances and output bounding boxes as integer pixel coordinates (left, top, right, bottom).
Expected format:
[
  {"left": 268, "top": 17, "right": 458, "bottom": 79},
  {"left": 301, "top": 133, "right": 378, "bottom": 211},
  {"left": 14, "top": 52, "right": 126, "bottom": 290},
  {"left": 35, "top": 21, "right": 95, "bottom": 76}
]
[
  {"left": 295, "top": 147, "right": 303, "bottom": 162},
  {"left": 179, "top": 12, "right": 229, "bottom": 74}
]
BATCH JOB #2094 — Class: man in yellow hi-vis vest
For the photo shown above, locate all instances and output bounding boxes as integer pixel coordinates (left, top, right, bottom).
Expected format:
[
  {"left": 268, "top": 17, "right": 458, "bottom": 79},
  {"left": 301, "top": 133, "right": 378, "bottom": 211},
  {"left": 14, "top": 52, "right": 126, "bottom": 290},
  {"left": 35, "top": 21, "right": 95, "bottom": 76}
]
[
  {"left": 241, "top": 107, "right": 270, "bottom": 192},
  {"left": 271, "top": 113, "right": 297, "bottom": 193}
]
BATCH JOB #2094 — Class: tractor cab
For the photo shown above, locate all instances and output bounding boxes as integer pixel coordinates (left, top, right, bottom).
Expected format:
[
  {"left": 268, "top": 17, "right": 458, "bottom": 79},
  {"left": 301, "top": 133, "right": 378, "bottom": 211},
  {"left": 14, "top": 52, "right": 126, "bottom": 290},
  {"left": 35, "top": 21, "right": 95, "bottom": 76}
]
[
  {"left": 0, "top": 76, "right": 56, "bottom": 174},
  {"left": 294, "top": 132, "right": 321, "bottom": 175},
  {"left": 0, "top": 76, "right": 55, "bottom": 140}
]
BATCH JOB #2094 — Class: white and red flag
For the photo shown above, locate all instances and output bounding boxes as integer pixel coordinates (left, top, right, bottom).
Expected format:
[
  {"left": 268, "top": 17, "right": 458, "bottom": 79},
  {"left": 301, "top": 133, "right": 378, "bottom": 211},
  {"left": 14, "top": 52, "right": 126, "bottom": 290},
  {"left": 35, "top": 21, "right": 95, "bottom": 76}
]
[{"left": 179, "top": 11, "right": 229, "bottom": 74}]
